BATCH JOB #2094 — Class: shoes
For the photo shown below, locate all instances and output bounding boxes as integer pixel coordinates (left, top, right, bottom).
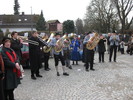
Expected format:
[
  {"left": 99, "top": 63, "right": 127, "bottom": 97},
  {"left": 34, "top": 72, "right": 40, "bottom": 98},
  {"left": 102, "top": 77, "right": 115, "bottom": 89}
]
[
  {"left": 63, "top": 72, "right": 69, "bottom": 76},
  {"left": 68, "top": 65, "right": 72, "bottom": 69},
  {"left": 57, "top": 72, "right": 60, "bottom": 76},
  {"left": 86, "top": 69, "right": 89, "bottom": 72},
  {"left": 99, "top": 61, "right": 101, "bottom": 63},
  {"left": 90, "top": 68, "right": 95, "bottom": 71},
  {"left": 31, "top": 75, "right": 36, "bottom": 80},
  {"left": 36, "top": 74, "right": 43, "bottom": 77},
  {"left": 114, "top": 60, "right": 116, "bottom": 62},
  {"left": 45, "top": 68, "right": 51, "bottom": 71}
]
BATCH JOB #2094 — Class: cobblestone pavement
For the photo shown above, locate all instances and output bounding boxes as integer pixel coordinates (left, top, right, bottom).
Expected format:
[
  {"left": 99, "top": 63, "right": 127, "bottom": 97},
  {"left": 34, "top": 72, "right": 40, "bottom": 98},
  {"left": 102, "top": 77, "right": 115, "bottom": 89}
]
[{"left": 15, "top": 52, "right": 133, "bottom": 100}]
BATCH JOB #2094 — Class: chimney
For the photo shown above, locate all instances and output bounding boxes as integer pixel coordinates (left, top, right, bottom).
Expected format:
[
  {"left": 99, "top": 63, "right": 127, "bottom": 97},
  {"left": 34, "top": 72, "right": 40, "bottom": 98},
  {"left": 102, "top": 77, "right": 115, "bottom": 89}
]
[{"left": 22, "top": 12, "right": 25, "bottom": 15}]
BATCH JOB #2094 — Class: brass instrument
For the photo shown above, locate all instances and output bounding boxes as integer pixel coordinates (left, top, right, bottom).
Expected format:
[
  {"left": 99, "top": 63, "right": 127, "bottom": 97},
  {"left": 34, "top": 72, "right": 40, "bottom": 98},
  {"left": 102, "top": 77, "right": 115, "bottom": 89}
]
[
  {"left": 63, "top": 33, "right": 75, "bottom": 47},
  {"left": 17, "top": 36, "right": 28, "bottom": 42},
  {"left": 86, "top": 32, "right": 100, "bottom": 50},
  {"left": 54, "top": 35, "right": 67, "bottom": 52},
  {"left": 43, "top": 33, "right": 54, "bottom": 53}
]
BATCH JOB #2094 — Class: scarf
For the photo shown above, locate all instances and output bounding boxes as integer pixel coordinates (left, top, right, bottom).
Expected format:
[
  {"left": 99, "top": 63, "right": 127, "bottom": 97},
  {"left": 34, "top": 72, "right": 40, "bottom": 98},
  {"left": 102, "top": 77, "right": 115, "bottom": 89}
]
[{"left": 5, "top": 50, "right": 21, "bottom": 78}]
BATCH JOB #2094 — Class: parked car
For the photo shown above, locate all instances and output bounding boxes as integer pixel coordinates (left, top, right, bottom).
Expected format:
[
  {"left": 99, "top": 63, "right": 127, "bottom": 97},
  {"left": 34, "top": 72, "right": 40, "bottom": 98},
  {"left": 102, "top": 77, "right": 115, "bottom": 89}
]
[{"left": 20, "top": 42, "right": 30, "bottom": 68}]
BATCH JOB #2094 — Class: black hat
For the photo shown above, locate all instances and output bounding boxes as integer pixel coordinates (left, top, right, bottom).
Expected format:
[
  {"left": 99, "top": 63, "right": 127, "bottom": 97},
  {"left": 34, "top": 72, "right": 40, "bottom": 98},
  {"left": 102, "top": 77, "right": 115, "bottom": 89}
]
[
  {"left": 112, "top": 30, "right": 117, "bottom": 33},
  {"left": 2, "top": 37, "right": 11, "bottom": 44},
  {"left": 86, "top": 31, "right": 91, "bottom": 35},
  {"left": 55, "top": 32, "right": 60, "bottom": 36}
]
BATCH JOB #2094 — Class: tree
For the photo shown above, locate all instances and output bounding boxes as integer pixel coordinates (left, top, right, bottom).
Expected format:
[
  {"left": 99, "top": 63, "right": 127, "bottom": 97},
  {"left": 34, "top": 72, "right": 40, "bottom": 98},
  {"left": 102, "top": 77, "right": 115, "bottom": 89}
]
[
  {"left": 63, "top": 20, "right": 75, "bottom": 33},
  {"left": 0, "top": 29, "right": 3, "bottom": 33},
  {"left": 36, "top": 10, "right": 46, "bottom": 31},
  {"left": 75, "top": 18, "right": 84, "bottom": 34},
  {"left": 112, "top": 0, "right": 133, "bottom": 33},
  {"left": 5, "top": 29, "right": 11, "bottom": 37},
  {"left": 84, "top": 0, "right": 119, "bottom": 33},
  {"left": 14, "top": 0, "right": 20, "bottom": 15}
]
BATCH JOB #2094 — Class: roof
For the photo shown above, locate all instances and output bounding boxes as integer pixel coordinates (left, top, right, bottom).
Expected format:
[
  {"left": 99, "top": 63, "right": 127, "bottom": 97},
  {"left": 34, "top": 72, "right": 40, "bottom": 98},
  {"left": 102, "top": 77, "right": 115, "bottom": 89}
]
[
  {"left": 0, "top": 14, "right": 39, "bottom": 28},
  {"left": 47, "top": 20, "right": 60, "bottom": 24}
]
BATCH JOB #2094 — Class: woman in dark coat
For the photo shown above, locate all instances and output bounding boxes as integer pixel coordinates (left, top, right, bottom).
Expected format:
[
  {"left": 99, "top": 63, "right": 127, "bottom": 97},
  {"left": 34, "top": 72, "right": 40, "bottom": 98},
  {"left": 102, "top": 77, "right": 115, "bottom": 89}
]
[
  {"left": 98, "top": 35, "right": 106, "bottom": 62},
  {"left": 1, "top": 37, "right": 21, "bottom": 100},
  {"left": 0, "top": 53, "right": 5, "bottom": 100}
]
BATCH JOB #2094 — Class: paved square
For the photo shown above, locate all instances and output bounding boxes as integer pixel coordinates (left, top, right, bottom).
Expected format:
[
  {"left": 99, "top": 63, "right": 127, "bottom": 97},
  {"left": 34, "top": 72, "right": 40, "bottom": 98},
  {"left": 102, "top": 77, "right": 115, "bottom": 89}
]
[{"left": 15, "top": 52, "right": 133, "bottom": 100}]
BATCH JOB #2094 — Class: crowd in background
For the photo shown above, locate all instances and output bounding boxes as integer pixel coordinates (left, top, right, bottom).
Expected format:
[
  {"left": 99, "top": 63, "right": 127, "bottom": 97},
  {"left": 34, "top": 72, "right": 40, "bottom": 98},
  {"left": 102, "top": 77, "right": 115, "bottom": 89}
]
[{"left": 0, "top": 31, "right": 133, "bottom": 100}]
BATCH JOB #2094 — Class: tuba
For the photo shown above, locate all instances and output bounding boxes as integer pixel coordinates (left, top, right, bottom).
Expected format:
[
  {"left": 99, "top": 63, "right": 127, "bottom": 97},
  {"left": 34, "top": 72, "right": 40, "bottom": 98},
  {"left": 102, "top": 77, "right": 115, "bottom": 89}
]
[
  {"left": 54, "top": 35, "right": 67, "bottom": 53},
  {"left": 86, "top": 32, "right": 100, "bottom": 50},
  {"left": 63, "top": 33, "right": 75, "bottom": 47},
  {"left": 43, "top": 33, "right": 54, "bottom": 53}
]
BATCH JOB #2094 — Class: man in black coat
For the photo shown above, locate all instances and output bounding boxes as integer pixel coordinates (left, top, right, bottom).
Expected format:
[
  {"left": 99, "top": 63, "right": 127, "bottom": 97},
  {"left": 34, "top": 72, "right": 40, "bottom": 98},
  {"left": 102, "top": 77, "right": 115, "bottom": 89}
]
[
  {"left": 28, "top": 31, "right": 48, "bottom": 80},
  {"left": 10, "top": 31, "right": 23, "bottom": 63}
]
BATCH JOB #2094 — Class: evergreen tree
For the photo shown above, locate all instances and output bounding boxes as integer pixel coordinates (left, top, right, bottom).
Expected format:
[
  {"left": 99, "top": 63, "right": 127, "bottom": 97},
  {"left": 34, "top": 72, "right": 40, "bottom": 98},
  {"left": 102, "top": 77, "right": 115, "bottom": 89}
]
[
  {"left": 63, "top": 20, "right": 75, "bottom": 33},
  {"left": 14, "top": 0, "right": 20, "bottom": 15},
  {"left": 36, "top": 10, "right": 46, "bottom": 31}
]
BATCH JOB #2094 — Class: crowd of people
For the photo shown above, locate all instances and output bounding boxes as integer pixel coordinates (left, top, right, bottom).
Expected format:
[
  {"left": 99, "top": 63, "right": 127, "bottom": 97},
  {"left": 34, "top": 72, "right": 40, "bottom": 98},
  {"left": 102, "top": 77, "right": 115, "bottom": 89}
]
[{"left": 0, "top": 31, "right": 133, "bottom": 100}]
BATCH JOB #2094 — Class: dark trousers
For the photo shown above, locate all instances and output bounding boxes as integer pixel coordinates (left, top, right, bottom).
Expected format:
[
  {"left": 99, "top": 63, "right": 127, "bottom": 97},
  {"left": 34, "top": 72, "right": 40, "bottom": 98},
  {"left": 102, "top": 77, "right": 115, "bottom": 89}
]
[
  {"left": 5, "top": 89, "right": 14, "bottom": 100},
  {"left": 109, "top": 45, "right": 117, "bottom": 61},
  {"left": 120, "top": 48, "right": 124, "bottom": 54},
  {"left": 31, "top": 68, "right": 40, "bottom": 76},
  {"left": 30, "top": 56, "right": 41, "bottom": 76},
  {"left": 0, "top": 80, "right": 5, "bottom": 100},
  {"left": 98, "top": 52, "right": 104, "bottom": 62},
  {"left": 85, "top": 50, "right": 94, "bottom": 70},
  {"left": 54, "top": 53, "right": 65, "bottom": 66},
  {"left": 44, "top": 55, "right": 49, "bottom": 70}
]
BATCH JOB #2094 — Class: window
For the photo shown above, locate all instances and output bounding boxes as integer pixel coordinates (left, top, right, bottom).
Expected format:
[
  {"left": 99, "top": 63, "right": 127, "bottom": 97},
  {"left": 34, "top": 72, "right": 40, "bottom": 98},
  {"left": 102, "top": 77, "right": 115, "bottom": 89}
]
[
  {"left": 24, "top": 19, "right": 27, "bottom": 21},
  {"left": 18, "top": 19, "right": 21, "bottom": 22}
]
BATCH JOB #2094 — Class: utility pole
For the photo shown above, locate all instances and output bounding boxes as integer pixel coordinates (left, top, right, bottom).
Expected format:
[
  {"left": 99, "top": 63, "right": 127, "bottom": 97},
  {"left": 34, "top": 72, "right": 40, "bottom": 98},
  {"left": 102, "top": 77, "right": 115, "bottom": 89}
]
[{"left": 31, "top": 7, "right": 33, "bottom": 32}]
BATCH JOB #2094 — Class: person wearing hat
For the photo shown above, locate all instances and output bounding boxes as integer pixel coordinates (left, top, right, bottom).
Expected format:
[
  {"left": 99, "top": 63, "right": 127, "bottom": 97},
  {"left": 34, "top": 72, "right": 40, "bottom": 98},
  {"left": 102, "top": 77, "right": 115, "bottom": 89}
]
[
  {"left": 63, "top": 33, "right": 72, "bottom": 69},
  {"left": 28, "top": 31, "right": 48, "bottom": 80},
  {"left": 109, "top": 31, "right": 120, "bottom": 62},
  {"left": 83, "top": 31, "right": 95, "bottom": 71},
  {"left": 1, "top": 37, "right": 21, "bottom": 100},
  {"left": 0, "top": 53, "right": 5, "bottom": 100},
  {"left": 51, "top": 32, "right": 69, "bottom": 76}
]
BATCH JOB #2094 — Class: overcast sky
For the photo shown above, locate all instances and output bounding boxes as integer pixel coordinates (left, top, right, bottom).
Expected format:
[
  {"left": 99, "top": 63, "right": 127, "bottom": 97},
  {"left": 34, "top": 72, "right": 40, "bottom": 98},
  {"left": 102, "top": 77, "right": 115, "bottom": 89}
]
[{"left": 0, "top": 0, "right": 91, "bottom": 23}]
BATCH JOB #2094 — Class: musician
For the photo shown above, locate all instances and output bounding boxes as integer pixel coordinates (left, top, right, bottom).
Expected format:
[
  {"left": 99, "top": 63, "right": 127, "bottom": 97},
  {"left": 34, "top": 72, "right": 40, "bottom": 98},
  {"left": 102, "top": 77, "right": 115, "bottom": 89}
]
[
  {"left": 0, "top": 53, "right": 5, "bottom": 100},
  {"left": 109, "top": 31, "right": 120, "bottom": 62},
  {"left": 10, "top": 31, "right": 23, "bottom": 62},
  {"left": 70, "top": 35, "right": 80, "bottom": 65},
  {"left": 119, "top": 40, "right": 125, "bottom": 54},
  {"left": 28, "top": 31, "right": 48, "bottom": 80},
  {"left": 1, "top": 37, "right": 21, "bottom": 100},
  {"left": 83, "top": 32, "right": 95, "bottom": 71},
  {"left": 63, "top": 33, "right": 72, "bottom": 69},
  {"left": 98, "top": 35, "right": 106, "bottom": 63},
  {"left": 43, "top": 34, "right": 51, "bottom": 71},
  {"left": 51, "top": 32, "right": 69, "bottom": 76}
]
